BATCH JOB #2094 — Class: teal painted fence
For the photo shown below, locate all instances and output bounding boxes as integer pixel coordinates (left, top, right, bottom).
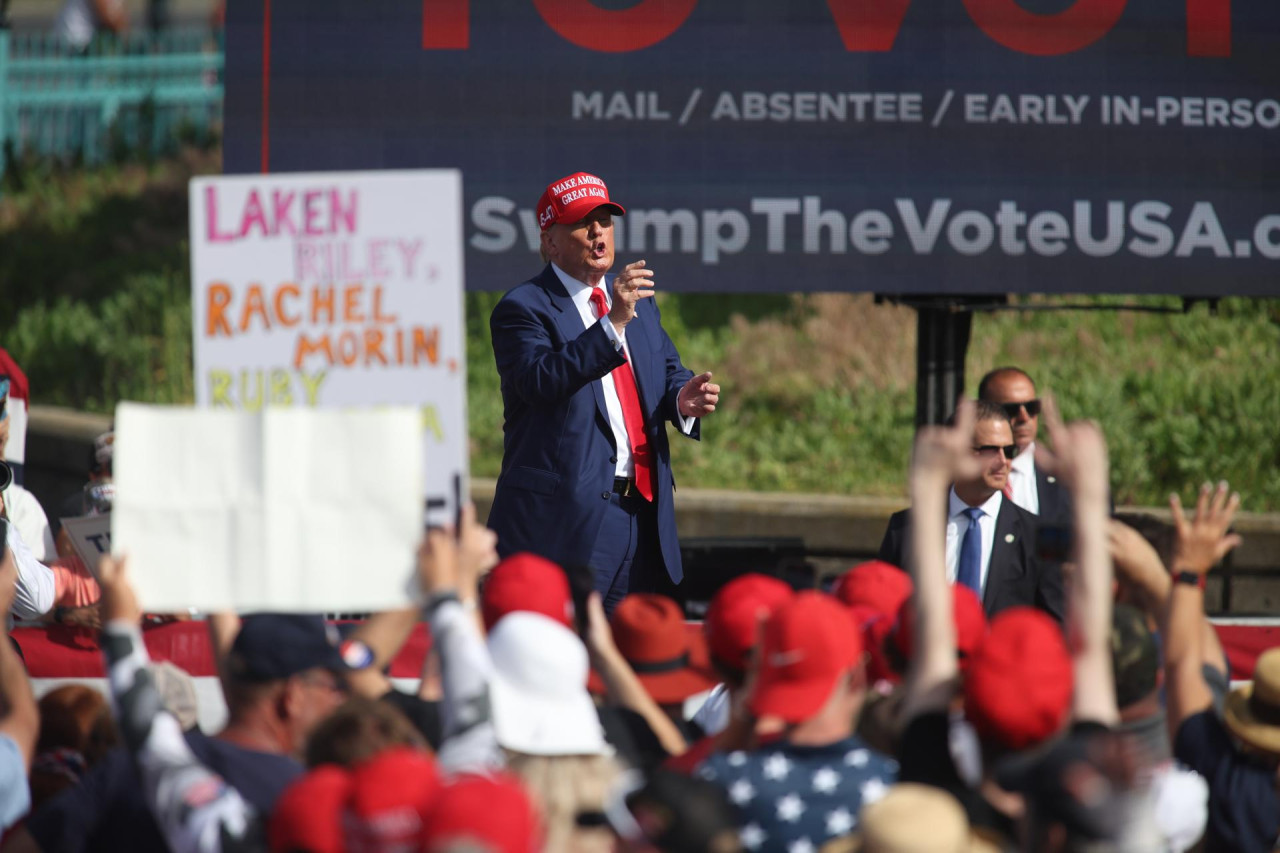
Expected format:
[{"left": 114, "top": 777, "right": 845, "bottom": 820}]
[{"left": 0, "top": 27, "right": 223, "bottom": 178}]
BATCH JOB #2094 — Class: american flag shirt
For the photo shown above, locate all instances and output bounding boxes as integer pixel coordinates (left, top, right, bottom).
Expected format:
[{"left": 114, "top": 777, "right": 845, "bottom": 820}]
[{"left": 696, "top": 736, "right": 898, "bottom": 852}]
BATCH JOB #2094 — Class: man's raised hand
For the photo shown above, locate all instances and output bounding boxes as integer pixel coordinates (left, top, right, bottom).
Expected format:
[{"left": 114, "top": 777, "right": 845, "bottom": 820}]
[
  {"left": 909, "top": 398, "right": 983, "bottom": 490},
  {"left": 679, "top": 371, "right": 720, "bottom": 418},
  {"left": 1170, "top": 481, "right": 1242, "bottom": 577},
  {"left": 608, "top": 260, "right": 655, "bottom": 332}
]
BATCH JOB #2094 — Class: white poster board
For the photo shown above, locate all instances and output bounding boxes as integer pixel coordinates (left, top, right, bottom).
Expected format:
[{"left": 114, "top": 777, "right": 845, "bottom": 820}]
[
  {"left": 189, "top": 170, "right": 467, "bottom": 525},
  {"left": 59, "top": 514, "right": 112, "bottom": 578},
  {"left": 111, "top": 404, "right": 424, "bottom": 613}
]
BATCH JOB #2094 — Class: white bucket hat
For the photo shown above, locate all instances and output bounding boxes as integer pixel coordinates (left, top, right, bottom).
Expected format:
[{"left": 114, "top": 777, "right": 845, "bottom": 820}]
[{"left": 487, "top": 611, "right": 609, "bottom": 756}]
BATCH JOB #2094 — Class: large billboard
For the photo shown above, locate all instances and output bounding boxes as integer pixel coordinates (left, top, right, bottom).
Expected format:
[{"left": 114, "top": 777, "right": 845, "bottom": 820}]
[{"left": 222, "top": 1, "right": 1280, "bottom": 295}]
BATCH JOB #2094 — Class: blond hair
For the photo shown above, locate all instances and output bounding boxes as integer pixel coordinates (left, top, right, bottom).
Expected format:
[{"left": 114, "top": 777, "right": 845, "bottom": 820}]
[{"left": 504, "top": 751, "right": 623, "bottom": 853}]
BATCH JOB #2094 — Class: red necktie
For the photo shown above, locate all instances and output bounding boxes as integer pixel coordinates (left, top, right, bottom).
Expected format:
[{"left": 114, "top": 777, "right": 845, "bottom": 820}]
[
  {"left": 1003, "top": 469, "right": 1014, "bottom": 501},
  {"left": 590, "top": 288, "right": 654, "bottom": 502}
]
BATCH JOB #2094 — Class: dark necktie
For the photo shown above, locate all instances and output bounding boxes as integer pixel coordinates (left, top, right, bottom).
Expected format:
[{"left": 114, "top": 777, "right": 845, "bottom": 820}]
[
  {"left": 957, "top": 506, "right": 984, "bottom": 594},
  {"left": 589, "top": 288, "right": 653, "bottom": 502}
]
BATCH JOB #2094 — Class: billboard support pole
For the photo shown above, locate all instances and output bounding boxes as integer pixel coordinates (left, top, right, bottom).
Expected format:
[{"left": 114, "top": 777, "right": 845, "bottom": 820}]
[{"left": 914, "top": 298, "right": 972, "bottom": 430}]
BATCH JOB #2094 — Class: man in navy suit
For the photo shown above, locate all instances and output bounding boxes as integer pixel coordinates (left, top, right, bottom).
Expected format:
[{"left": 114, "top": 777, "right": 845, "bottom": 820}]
[
  {"left": 877, "top": 401, "right": 1064, "bottom": 622},
  {"left": 977, "top": 366, "right": 1072, "bottom": 521},
  {"left": 487, "top": 172, "right": 719, "bottom": 610}
]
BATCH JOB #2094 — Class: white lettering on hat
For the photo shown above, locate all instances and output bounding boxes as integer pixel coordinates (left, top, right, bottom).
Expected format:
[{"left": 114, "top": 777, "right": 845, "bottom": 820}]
[{"left": 767, "top": 649, "right": 805, "bottom": 667}]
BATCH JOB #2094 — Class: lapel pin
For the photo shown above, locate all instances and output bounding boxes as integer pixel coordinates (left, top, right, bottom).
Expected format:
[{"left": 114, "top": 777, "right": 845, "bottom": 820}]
[
  {"left": 1004, "top": 534, "right": 1015, "bottom": 543},
  {"left": 1047, "top": 476, "right": 1057, "bottom": 484}
]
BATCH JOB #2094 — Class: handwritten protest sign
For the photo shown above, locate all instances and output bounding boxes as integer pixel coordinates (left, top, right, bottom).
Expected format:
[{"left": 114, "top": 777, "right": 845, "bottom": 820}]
[
  {"left": 189, "top": 170, "right": 466, "bottom": 525},
  {"left": 111, "top": 404, "right": 424, "bottom": 613},
  {"left": 60, "top": 515, "right": 112, "bottom": 579}
]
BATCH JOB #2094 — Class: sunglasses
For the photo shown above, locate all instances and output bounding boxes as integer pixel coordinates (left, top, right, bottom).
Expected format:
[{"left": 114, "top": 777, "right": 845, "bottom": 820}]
[
  {"left": 999, "top": 399, "right": 1041, "bottom": 419},
  {"left": 973, "top": 444, "right": 1018, "bottom": 459}
]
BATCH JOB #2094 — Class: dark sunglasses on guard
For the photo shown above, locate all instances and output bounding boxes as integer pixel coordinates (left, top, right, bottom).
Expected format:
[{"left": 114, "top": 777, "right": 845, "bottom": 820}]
[
  {"left": 999, "top": 399, "right": 1041, "bottom": 419},
  {"left": 973, "top": 444, "right": 1018, "bottom": 459}
]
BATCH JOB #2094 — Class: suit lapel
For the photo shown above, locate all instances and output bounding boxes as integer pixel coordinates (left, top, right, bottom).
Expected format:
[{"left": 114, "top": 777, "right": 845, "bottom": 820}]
[
  {"left": 542, "top": 267, "right": 611, "bottom": 428},
  {"left": 984, "top": 499, "right": 1021, "bottom": 612}
]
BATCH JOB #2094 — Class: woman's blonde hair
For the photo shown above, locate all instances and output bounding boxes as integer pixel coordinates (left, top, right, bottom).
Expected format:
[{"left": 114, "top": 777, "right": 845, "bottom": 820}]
[{"left": 504, "top": 751, "right": 624, "bottom": 853}]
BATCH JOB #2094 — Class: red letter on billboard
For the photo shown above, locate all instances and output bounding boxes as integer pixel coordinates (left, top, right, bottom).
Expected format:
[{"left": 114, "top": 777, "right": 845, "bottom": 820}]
[
  {"left": 825, "top": 0, "right": 913, "bottom": 52},
  {"left": 531, "top": 0, "right": 697, "bottom": 53},
  {"left": 423, "top": 0, "right": 468, "bottom": 49},
  {"left": 962, "top": 0, "right": 1127, "bottom": 56},
  {"left": 1186, "top": 0, "right": 1230, "bottom": 57}
]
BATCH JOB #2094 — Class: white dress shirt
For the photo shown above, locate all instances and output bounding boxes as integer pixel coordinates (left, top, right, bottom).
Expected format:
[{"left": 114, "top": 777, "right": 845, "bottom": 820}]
[
  {"left": 5, "top": 517, "right": 55, "bottom": 627},
  {"left": 2, "top": 485, "right": 55, "bottom": 562},
  {"left": 1006, "top": 441, "right": 1040, "bottom": 516},
  {"left": 945, "top": 487, "right": 1004, "bottom": 595},
  {"left": 551, "top": 264, "right": 693, "bottom": 480}
]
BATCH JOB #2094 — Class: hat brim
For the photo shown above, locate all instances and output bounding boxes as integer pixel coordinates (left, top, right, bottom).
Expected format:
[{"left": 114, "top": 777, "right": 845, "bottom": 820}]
[
  {"left": 1223, "top": 684, "right": 1280, "bottom": 754},
  {"left": 490, "top": 673, "right": 609, "bottom": 756},
  {"left": 634, "top": 667, "right": 719, "bottom": 705},
  {"left": 549, "top": 201, "right": 625, "bottom": 227}
]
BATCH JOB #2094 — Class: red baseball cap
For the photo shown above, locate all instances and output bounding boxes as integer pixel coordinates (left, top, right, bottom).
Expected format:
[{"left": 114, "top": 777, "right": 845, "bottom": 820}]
[
  {"left": 891, "top": 583, "right": 988, "bottom": 674},
  {"left": 831, "top": 560, "right": 913, "bottom": 619},
  {"left": 749, "top": 591, "right": 864, "bottom": 724},
  {"left": 344, "top": 748, "right": 443, "bottom": 849},
  {"left": 421, "top": 771, "right": 544, "bottom": 853},
  {"left": 536, "top": 171, "right": 626, "bottom": 230},
  {"left": 703, "top": 573, "right": 794, "bottom": 674},
  {"left": 964, "top": 607, "right": 1073, "bottom": 751},
  {"left": 481, "top": 552, "right": 574, "bottom": 633},
  {"left": 588, "top": 594, "right": 717, "bottom": 704},
  {"left": 268, "top": 765, "right": 351, "bottom": 853}
]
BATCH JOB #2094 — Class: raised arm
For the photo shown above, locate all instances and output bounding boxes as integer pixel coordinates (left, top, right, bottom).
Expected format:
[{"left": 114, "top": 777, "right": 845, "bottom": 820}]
[
  {"left": 899, "top": 400, "right": 980, "bottom": 723},
  {"left": 490, "top": 291, "right": 625, "bottom": 406},
  {"left": 98, "top": 557, "right": 261, "bottom": 853},
  {"left": 1163, "top": 482, "right": 1241, "bottom": 741},
  {"left": 417, "top": 509, "right": 503, "bottom": 773},
  {"left": 1035, "top": 396, "right": 1117, "bottom": 726},
  {"left": 582, "top": 591, "right": 687, "bottom": 756}
]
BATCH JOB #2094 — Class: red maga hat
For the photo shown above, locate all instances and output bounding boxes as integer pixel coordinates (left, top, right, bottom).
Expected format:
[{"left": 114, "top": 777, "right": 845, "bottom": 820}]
[
  {"left": 268, "top": 765, "right": 351, "bottom": 853},
  {"left": 831, "top": 560, "right": 913, "bottom": 620},
  {"left": 344, "top": 748, "right": 443, "bottom": 850},
  {"left": 964, "top": 607, "right": 1072, "bottom": 751},
  {"left": 536, "top": 171, "right": 625, "bottom": 230},
  {"left": 703, "top": 573, "right": 794, "bottom": 674},
  {"left": 421, "top": 771, "right": 544, "bottom": 853},
  {"left": 891, "top": 583, "right": 989, "bottom": 675},
  {"left": 481, "top": 552, "right": 575, "bottom": 633},
  {"left": 589, "top": 594, "right": 717, "bottom": 704},
  {"left": 749, "top": 591, "right": 864, "bottom": 724}
]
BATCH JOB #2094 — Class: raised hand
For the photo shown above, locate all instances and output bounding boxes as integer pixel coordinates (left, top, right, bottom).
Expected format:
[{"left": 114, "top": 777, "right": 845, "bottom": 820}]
[
  {"left": 1170, "top": 481, "right": 1242, "bottom": 576},
  {"left": 98, "top": 555, "right": 142, "bottom": 626},
  {"left": 678, "top": 371, "right": 720, "bottom": 418},
  {"left": 909, "top": 398, "right": 983, "bottom": 490},
  {"left": 608, "top": 259, "right": 656, "bottom": 331},
  {"left": 1033, "top": 394, "right": 1109, "bottom": 502}
]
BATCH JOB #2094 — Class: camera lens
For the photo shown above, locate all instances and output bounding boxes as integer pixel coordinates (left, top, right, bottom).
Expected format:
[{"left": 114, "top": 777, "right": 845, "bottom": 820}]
[{"left": 0, "top": 461, "right": 11, "bottom": 493}]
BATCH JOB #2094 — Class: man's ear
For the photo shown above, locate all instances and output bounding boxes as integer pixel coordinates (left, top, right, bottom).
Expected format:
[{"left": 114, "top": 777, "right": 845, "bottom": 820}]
[{"left": 278, "top": 678, "right": 303, "bottom": 720}]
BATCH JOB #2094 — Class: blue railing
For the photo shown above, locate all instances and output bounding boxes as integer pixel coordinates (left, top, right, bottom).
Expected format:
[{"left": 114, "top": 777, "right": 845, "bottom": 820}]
[{"left": 0, "top": 27, "right": 223, "bottom": 179}]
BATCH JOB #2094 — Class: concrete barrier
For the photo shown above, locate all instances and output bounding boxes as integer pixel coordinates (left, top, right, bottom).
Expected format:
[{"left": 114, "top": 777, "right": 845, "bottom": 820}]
[{"left": 22, "top": 405, "right": 1280, "bottom": 614}]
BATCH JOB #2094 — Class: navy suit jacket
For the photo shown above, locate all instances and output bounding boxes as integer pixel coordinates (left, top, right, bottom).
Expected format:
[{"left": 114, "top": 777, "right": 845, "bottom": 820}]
[
  {"left": 487, "top": 265, "right": 696, "bottom": 583},
  {"left": 877, "top": 497, "right": 1065, "bottom": 623}
]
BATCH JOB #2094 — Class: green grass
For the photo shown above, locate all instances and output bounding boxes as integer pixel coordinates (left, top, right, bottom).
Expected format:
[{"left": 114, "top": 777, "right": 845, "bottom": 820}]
[{"left": 4, "top": 156, "right": 1279, "bottom": 510}]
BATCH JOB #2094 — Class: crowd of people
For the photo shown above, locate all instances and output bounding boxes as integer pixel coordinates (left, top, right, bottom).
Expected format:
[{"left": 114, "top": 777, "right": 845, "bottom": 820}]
[
  {"left": 0, "top": 170, "right": 1262, "bottom": 850},
  {"left": 0, "top": 374, "right": 1260, "bottom": 852}
]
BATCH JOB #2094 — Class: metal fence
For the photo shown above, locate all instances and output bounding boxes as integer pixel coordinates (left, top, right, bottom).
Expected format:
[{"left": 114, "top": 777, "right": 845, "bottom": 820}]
[{"left": 0, "top": 26, "right": 223, "bottom": 179}]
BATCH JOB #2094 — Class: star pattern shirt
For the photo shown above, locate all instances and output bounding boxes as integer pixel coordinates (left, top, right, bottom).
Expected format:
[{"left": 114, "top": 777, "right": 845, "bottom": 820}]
[{"left": 696, "top": 736, "right": 898, "bottom": 851}]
